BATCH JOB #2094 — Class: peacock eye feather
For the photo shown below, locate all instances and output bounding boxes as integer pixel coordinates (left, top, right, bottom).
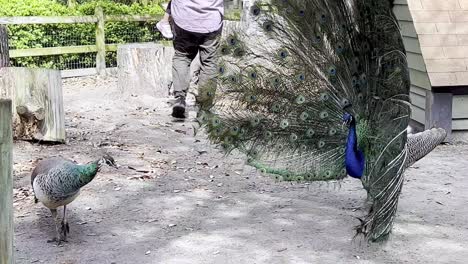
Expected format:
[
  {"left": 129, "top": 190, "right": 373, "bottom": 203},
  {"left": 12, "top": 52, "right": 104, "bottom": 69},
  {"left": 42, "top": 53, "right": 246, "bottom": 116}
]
[
  {"left": 299, "top": 112, "right": 309, "bottom": 121},
  {"left": 298, "top": 10, "right": 305, "bottom": 16},
  {"left": 295, "top": 95, "right": 306, "bottom": 104},
  {"left": 290, "top": 133, "right": 298, "bottom": 142},
  {"left": 313, "top": 35, "right": 322, "bottom": 44},
  {"left": 271, "top": 103, "right": 281, "bottom": 112},
  {"left": 280, "top": 119, "right": 289, "bottom": 129},
  {"left": 336, "top": 42, "right": 344, "bottom": 54},
  {"left": 320, "top": 93, "right": 329, "bottom": 101},
  {"left": 320, "top": 111, "right": 329, "bottom": 119},
  {"left": 230, "top": 126, "right": 239, "bottom": 136},
  {"left": 218, "top": 66, "right": 225, "bottom": 75},
  {"left": 306, "top": 128, "right": 315, "bottom": 137},
  {"left": 251, "top": 117, "right": 261, "bottom": 127},
  {"left": 318, "top": 140, "right": 326, "bottom": 148},
  {"left": 270, "top": 77, "right": 281, "bottom": 88},
  {"left": 329, "top": 128, "right": 337, "bottom": 136},
  {"left": 341, "top": 98, "right": 350, "bottom": 108},
  {"left": 251, "top": 5, "right": 261, "bottom": 16},
  {"left": 297, "top": 74, "right": 305, "bottom": 81},
  {"left": 247, "top": 94, "right": 257, "bottom": 102},
  {"left": 328, "top": 66, "right": 337, "bottom": 76},
  {"left": 278, "top": 49, "right": 288, "bottom": 59},
  {"left": 249, "top": 71, "right": 258, "bottom": 80},
  {"left": 265, "top": 131, "right": 273, "bottom": 138},
  {"left": 228, "top": 37, "right": 237, "bottom": 46},
  {"left": 212, "top": 118, "right": 221, "bottom": 127},
  {"left": 233, "top": 47, "right": 245, "bottom": 57},
  {"left": 319, "top": 14, "right": 327, "bottom": 23},
  {"left": 263, "top": 21, "right": 273, "bottom": 32}
]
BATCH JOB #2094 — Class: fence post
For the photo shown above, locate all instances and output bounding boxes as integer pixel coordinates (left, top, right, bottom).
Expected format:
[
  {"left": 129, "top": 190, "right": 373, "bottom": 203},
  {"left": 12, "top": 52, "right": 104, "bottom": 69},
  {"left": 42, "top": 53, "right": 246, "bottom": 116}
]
[
  {"left": 0, "top": 99, "right": 13, "bottom": 264},
  {"left": 0, "top": 25, "right": 9, "bottom": 68},
  {"left": 95, "top": 7, "right": 106, "bottom": 75}
]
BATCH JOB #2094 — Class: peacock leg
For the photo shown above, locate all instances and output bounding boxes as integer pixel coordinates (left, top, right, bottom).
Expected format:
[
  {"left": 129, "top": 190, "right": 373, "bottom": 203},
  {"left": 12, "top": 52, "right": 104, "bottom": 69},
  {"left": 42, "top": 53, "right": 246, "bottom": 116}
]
[
  {"left": 46, "top": 209, "right": 61, "bottom": 244},
  {"left": 60, "top": 205, "right": 69, "bottom": 242}
]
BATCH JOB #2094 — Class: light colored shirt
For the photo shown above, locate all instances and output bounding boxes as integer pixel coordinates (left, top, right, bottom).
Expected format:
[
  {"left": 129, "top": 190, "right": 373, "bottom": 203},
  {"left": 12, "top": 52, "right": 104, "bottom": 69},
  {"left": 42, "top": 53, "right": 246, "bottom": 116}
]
[{"left": 170, "top": 0, "right": 224, "bottom": 34}]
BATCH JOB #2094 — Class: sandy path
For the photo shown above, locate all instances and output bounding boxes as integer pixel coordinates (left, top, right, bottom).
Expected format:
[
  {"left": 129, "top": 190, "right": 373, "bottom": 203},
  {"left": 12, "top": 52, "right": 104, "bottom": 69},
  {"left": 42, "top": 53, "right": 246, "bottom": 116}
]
[{"left": 11, "top": 76, "right": 468, "bottom": 264}]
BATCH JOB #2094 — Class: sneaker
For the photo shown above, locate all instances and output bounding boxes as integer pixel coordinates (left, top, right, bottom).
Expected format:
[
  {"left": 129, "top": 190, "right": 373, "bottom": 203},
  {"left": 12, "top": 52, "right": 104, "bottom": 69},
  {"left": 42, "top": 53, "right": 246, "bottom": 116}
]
[
  {"left": 171, "top": 96, "right": 186, "bottom": 118},
  {"left": 156, "top": 20, "right": 173, "bottom": 39}
]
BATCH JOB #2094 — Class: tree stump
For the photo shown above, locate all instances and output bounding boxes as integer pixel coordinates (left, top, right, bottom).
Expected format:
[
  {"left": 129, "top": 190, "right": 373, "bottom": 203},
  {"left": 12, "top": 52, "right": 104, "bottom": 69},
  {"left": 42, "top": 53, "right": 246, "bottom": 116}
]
[
  {"left": 0, "top": 99, "right": 13, "bottom": 264},
  {"left": 117, "top": 43, "right": 175, "bottom": 98},
  {"left": 0, "top": 67, "right": 65, "bottom": 143},
  {"left": 0, "top": 25, "right": 9, "bottom": 68}
]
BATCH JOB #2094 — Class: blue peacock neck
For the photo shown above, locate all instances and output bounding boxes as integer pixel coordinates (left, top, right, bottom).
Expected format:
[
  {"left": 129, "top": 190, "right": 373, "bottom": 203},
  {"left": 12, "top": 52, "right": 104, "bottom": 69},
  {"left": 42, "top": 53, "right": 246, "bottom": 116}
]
[{"left": 344, "top": 115, "right": 365, "bottom": 179}]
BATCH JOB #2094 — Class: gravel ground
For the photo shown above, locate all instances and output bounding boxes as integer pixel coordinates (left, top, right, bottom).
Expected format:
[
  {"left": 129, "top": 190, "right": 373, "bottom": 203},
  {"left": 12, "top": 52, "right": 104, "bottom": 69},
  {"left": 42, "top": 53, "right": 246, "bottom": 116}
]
[{"left": 11, "top": 75, "right": 468, "bottom": 264}]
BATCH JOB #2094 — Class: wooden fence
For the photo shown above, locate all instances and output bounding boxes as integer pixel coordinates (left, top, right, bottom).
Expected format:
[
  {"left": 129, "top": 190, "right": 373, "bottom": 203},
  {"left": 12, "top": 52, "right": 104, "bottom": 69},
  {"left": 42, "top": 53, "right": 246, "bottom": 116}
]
[
  {"left": 0, "top": 99, "right": 13, "bottom": 264},
  {"left": 0, "top": 7, "right": 167, "bottom": 77}
]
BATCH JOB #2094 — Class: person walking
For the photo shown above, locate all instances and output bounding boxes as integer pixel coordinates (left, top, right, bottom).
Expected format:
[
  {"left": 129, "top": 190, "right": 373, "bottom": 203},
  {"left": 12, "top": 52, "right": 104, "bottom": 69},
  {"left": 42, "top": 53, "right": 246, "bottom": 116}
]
[{"left": 167, "top": 0, "right": 224, "bottom": 118}]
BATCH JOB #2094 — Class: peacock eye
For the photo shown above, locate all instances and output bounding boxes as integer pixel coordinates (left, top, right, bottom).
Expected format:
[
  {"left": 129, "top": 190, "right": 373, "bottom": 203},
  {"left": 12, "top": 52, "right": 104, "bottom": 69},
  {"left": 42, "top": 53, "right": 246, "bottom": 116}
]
[
  {"left": 279, "top": 50, "right": 288, "bottom": 59},
  {"left": 320, "top": 14, "right": 327, "bottom": 23},
  {"left": 229, "top": 37, "right": 237, "bottom": 46},
  {"left": 251, "top": 5, "right": 260, "bottom": 16},
  {"left": 297, "top": 74, "right": 305, "bottom": 81},
  {"left": 336, "top": 42, "right": 344, "bottom": 54},
  {"left": 290, "top": 133, "right": 298, "bottom": 142},
  {"left": 328, "top": 66, "right": 337, "bottom": 76},
  {"left": 218, "top": 66, "right": 225, "bottom": 74},
  {"left": 298, "top": 10, "right": 305, "bottom": 16},
  {"left": 320, "top": 93, "right": 329, "bottom": 101},
  {"left": 263, "top": 21, "right": 273, "bottom": 32},
  {"left": 320, "top": 111, "right": 329, "bottom": 119},
  {"left": 233, "top": 48, "right": 245, "bottom": 57}
]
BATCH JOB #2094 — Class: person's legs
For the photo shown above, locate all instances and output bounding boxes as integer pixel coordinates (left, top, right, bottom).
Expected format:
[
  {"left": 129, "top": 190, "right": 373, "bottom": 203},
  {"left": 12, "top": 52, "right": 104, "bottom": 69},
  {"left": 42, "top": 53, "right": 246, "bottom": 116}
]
[
  {"left": 196, "top": 28, "right": 221, "bottom": 110},
  {"left": 172, "top": 23, "right": 200, "bottom": 118}
]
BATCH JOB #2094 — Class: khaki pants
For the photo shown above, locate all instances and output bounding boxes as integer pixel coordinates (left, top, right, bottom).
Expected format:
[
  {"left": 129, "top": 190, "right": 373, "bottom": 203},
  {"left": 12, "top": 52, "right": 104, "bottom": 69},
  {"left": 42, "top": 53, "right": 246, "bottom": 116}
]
[{"left": 172, "top": 23, "right": 222, "bottom": 99}]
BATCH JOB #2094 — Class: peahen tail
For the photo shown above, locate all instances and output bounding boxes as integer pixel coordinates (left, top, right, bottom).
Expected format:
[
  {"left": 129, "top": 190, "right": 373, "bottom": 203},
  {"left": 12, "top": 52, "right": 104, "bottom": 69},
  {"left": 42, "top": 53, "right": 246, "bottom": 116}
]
[{"left": 406, "top": 128, "right": 446, "bottom": 168}]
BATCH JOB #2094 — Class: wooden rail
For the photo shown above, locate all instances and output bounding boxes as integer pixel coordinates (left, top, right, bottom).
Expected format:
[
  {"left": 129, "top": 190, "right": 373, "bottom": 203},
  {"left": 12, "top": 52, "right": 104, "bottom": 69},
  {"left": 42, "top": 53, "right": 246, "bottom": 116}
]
[
  {"left": 0, "top": 99, "right": 13, "bottom": 264},
  {"left": 0, "top": 10, "right": 165, "bottom": 76}
]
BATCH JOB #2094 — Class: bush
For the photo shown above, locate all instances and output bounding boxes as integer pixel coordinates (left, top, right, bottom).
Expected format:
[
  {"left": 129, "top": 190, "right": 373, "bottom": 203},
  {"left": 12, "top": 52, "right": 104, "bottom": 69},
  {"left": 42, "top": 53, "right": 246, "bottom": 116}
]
[{"left": 1, "top": 0, "right": 165, "bottom": 69}]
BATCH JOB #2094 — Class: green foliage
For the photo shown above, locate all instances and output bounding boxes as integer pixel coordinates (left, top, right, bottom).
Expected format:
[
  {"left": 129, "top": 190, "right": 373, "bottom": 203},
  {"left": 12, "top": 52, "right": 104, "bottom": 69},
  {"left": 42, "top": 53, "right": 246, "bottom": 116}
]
[{"left": 1, "top": 0, "right": 165, "bottom": 69}]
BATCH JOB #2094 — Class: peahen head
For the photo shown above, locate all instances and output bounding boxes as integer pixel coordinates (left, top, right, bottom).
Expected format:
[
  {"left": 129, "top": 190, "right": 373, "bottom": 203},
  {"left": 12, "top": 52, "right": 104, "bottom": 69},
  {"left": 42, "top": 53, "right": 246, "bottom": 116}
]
[{"left": 97, "top": 154, "right": 117, "bottom": 170}]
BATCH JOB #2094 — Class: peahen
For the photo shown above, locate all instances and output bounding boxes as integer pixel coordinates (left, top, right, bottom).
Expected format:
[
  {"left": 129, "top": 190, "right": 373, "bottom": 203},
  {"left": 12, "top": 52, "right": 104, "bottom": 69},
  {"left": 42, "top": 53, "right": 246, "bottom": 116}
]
[
  {"left": 31, "top": 154, "right": 116, "bottom": 243},
  {"left": 196, "top": 0, "right": 446, "bottom": 242}
]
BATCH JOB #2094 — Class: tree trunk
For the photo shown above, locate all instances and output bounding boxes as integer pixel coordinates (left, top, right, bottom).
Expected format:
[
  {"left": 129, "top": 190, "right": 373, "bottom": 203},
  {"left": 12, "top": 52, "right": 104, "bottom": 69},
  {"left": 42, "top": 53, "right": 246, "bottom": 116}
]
[
  {"left": 0, "top": 25, "right": 9, "bottom": 68},
  {"left": 117, "top": 43, "right": 174, "bottom": 99},
  {"left": 0, "top": 67, "right": 65, "bottom": 143}
]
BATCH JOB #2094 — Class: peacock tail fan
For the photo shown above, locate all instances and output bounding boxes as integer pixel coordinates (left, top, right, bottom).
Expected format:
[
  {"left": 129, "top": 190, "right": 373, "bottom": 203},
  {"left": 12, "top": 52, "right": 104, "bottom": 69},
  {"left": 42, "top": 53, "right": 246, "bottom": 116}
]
[{"left": 197, "top": 0, "right": 411, "bottom": 242}]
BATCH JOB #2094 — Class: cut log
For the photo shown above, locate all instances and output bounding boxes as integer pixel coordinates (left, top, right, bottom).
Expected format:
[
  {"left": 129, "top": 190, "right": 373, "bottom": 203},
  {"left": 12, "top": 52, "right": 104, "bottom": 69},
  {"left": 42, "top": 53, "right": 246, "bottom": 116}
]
[
  {"left": 0, "top": 67, "right": 65, "bottom": 143},
  {"left": 0, "top": 25, "right": 8, "bottom": 68},
  {"left": 0, "top": 99, "right": 13, "bottom": 264},
  {"left": 117, "top": 43, "right": 175, "bottom": 98}
]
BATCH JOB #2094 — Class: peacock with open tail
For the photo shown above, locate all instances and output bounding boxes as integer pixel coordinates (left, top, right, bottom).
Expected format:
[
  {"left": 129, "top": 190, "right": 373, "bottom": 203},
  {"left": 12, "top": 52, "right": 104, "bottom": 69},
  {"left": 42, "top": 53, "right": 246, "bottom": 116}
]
[
  {"left": 31, "top": 154, "right": 116, "bottom": 244},
  {"left": 196, "top": 0, "right": 446, "bottom": 242}
]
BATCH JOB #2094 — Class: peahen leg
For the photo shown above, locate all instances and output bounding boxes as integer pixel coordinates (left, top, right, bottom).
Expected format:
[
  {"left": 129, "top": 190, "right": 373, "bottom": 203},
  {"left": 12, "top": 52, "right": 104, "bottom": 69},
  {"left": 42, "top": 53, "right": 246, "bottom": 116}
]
[
  {"left": 47, "top": 209, "right": 61, "bottom": 244},
  {"left": 61, "top": 205, "right": 69, "bottom": 242}
]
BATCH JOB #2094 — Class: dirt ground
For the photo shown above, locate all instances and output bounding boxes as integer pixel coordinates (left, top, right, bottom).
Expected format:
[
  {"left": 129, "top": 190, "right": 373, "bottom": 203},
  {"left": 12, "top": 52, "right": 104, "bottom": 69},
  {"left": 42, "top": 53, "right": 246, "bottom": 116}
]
[{"left": 11, "top": 75, "right": 468, "bottom": 264}]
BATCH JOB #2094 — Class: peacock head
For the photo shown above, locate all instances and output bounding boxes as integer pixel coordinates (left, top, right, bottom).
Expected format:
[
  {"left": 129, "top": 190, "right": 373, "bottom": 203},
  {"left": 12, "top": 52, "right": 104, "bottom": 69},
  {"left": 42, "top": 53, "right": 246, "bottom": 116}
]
[
  {"left": 97, "top": 154, "right": 117, "bottom": 169},
  {"left": 343, "top": 113, "right": 355, "bottom": 127}
]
